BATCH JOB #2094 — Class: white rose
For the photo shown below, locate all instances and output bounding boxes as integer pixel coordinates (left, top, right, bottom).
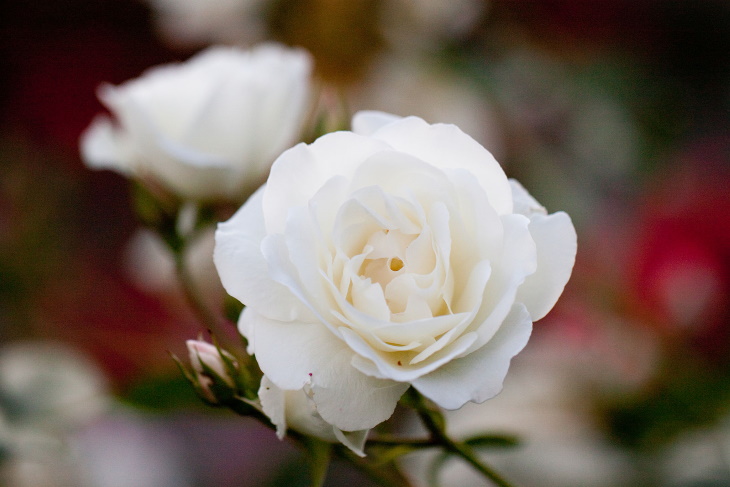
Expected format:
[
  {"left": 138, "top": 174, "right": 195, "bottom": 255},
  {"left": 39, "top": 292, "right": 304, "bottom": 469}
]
[
  {"left": 214, "top": 111, "right": 577, "bottom": 432},
  {"left": 80, "top": 44, "right": 313, "bottom": 202}
]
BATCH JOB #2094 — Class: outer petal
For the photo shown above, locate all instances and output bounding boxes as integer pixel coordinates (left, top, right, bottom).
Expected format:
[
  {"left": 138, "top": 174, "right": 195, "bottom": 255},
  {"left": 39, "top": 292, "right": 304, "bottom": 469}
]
[
  {"left": 367, "top": 116, "right": 513, "bottom": 215},
  {"left": 214, "top": 187, "right": 314, "bottom": 322},
  {"left": 509, "top": 178, "right": 546, "bottom": 216},
  {"left": 412, "top": 303, "right": 532, "bottom": 409},
  {"left": 516, "top": 211, "right": 577, "bottom": 320},
  {"left": 249, "top": 310, "right": 408, "bottom": 431},
  {"left": 258, "top": 375, "right": 368, "bottom": 455},
  {"left": 351, "top": 110, "right": 402, "bottom": 136},
  {"left": 79, "top": 115, "right": 132, "bottom": 173},
  {"left": 466, "top": 213, "right": 536, "bottom": 353},
  {"left": 333, "top": 429, "right": 369, "bottom": 458},
  {"left": 258, "top": 375, "right": 287, "bottom": 439},
  {"left": 263, "top": 133, "right": 388, "bottom": 234}
]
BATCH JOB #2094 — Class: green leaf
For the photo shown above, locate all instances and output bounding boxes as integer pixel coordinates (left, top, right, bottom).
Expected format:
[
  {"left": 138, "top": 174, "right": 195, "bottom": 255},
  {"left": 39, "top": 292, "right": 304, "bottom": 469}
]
[
  {"left": 122, "top": 374, "right": 202, "bottom": 411},
  {"left": 223, "top": 295, "right": 244, "bottom": 322}
]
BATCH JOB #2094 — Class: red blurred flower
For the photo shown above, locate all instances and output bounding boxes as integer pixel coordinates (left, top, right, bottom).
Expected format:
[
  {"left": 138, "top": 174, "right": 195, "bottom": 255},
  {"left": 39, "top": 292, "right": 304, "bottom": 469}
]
[{"left": 629, "top": 139, "right": 730, "bottom": 359}]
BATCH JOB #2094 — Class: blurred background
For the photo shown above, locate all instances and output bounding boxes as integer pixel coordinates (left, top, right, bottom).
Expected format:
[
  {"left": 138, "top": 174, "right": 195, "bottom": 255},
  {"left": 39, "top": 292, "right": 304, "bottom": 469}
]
[{"left": 1, "top": 0, "right": 729, "bottom": 486}]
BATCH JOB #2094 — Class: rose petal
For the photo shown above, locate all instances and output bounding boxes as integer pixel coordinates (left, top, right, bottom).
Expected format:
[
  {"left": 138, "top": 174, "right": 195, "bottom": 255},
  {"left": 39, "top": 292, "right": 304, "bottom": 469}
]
[
  {"left": 333, "top": 429, "right": 369, "bottom": 457},
  {"left": 258, "top": 376, "right": 369, "bottom": 456},
  {"left": 345, "top": 326, "right": 478, "bottom": 382},
  {"left": 248, "top": 310, "right": 408, "bottom": 431},
  {"left": 215, "top": 187, "right": 315, "bottom": 322},
  {"left": 79, "top": 115, "right": 132, "bottom": 173},
  {"left": 517, "top": 211, "right": 577, "bottom": 320},
  {"left": 466, "top": 213, "right": 536, "bottom": 353},
  {"left": 258, "top": 375, "right": 287, "bottom": 438},
  {"left": 412, "top": 303, "right": 532, "bottom": 409},
  {"left": 368, "top": 116, "right": 513, "bottom": 215},
  {"left": 264, "top": 133, "right": 389, "bottom": 233},
  {"left": 351, "top": 110, "right": 402, "bottom": 136},
  {"left": 509, "top": 179, "right": 547, "bottom": 216}
]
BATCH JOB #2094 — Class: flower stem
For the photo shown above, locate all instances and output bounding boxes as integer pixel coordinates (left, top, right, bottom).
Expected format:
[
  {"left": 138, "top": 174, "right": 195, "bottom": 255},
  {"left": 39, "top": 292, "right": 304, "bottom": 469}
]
[
  {"left": 407, "top": 389, "right": 518, "bottom": 487},
  {"left": 366, "top": 435, "right": 438, "bottom": 449},
  {"left": 172, "top": 245, "right": 245, "bottom": 358},
  {"left": 336, "top": 447, "right": 416, "bottom": 487}
]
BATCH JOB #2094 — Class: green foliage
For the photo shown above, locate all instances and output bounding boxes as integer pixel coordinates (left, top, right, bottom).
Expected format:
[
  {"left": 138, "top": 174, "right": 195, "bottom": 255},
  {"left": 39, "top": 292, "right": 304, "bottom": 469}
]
[
  {"left": 605, "top": 359, "right": 730, "bottom": 449},
  {"left": 122, "top": 374, "right": 203, "bottom": 411}
]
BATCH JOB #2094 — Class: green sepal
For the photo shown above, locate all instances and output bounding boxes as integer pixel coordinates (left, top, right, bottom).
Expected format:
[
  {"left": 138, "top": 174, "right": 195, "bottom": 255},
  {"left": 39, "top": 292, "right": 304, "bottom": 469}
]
[
  {"left": 227, "top": 396, "right": 261, "bottom": 417},
  {"left": 210, "top": 336, "right": 240, "bottom": 386},
  {"left": 169, "top": 352, "right": 197, "bottom": 385},
  {"left": 223, "top": 295, "right": 244, "bottom": 322},
  {"left": 241, "top": 354, "right": 264, "bottom": 401},
  {"left": 197, "top": 352, "right": 236, "bottom": 404},
  {"left": 170, "top": 351, "right": 220, "bottom": 407},
  {"left": 213, "top": 337, "right": 259, "bottom": 401}
]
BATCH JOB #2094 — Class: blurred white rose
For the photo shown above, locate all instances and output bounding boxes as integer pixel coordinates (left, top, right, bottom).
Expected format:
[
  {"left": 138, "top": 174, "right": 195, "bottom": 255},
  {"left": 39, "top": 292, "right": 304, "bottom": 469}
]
[
  {"left": 0, "top": 342, "right": 109, "bottom": 487},
  {"left": 658, "top": 415, "right": 730, "bottom": 487},
  {"left": 0, "top": 342, "right": 108, "bottom": 430},
  {"left": 146, "top": 0, "right": 268, "bottom": 48},
  {"left": 74, "top": 410, "right": 194, "bottom": 487},
  {"left": 380, "top": 0, "right": 487, "bottom": 51},
  {"left": 352, "top": 54, "right": 503, "bottom": 157},
  {"left": 81, "top": 44, "right": 313, "bottom": 202},
  {"left": 214, "top": 111, "right": 577, "bottom": 433}
]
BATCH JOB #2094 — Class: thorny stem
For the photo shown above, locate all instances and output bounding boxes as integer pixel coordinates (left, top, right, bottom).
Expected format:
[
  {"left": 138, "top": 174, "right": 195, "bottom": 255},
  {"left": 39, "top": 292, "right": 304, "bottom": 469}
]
[{"left": 407, "top": 389, "right": 518, "bottom": 487}]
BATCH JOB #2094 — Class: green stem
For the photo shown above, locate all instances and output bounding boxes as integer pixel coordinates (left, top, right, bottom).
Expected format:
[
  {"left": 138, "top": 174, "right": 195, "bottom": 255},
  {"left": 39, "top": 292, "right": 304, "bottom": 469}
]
[
  {"left": 173, "top": 245, "right": 245, "bottom": 358},
  {"left": 336, "top": 446, "right": 416, "bottom": 487},
  {"left": 366, "top": 435, "right": 438, "bottom": 449},
  {"left": 407, "top": 389, "right": 517, "bottom": 487}
]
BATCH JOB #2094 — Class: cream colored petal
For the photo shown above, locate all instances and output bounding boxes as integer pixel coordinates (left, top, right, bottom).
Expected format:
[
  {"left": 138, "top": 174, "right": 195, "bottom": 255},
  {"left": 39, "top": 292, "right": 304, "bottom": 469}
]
[
  {"left": 250, "top": 311, "right": 406, "bottom": 431},
  {"left": 215, "top": 187, "right": 314, "bottom": 322},
  {"left": 516, "top": 212, "right": 577, "bottom": 320},
  {"left": 368, "top": 116, "right": 513, "bottom": 215},
  {"left": 412, "top": 303, "right": 532, "bottom": 409},
  {"left": 351, "top": 110, "right": 402, "bottom": 136},
  {"left": 79, "top": 115, "right": 132, "bottom": 173}
]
